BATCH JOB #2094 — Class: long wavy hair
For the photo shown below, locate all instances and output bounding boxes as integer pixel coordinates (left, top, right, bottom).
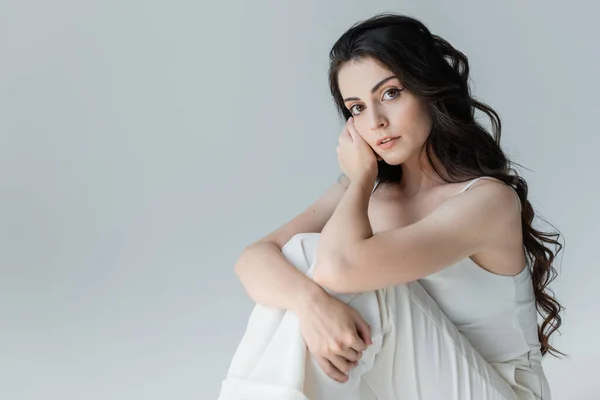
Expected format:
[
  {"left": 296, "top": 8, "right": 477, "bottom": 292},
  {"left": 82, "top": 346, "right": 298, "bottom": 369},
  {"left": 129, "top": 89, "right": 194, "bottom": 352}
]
[{"left": 328, "top": 13, "right": 564, "bottom": 357}]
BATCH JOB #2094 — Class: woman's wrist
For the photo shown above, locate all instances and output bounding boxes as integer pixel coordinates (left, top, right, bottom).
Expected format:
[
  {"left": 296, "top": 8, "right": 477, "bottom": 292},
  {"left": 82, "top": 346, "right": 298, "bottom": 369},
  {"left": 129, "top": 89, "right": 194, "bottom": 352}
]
[{"left": 293, "top": 279, "right": 328, "bottom": 314}]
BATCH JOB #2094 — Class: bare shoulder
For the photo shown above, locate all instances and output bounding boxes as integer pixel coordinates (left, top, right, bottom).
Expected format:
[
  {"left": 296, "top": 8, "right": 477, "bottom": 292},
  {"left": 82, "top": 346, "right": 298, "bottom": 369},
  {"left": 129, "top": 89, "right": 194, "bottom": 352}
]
[
  {"left": 460, "top": 177, "right": 521, "bottom": 215},
  {"left": 255, "top": 175, "right": 349, "bottom": 249},
  {"left": 442, "top": 177, "right": 524, "bottom": 274},
  {"left": 414, "top": 177, "right": 523, "bottom": 250}
]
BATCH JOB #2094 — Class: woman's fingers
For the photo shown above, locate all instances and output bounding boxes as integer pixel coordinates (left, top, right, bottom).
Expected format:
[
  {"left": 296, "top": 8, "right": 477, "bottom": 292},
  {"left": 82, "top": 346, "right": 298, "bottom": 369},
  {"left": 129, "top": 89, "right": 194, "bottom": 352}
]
[
  {"left": 338, "top": 347, "right": 362, "bottom": 362},
  {"left": 329, "top": 354, "right": 358, "bottom": 375},
  {"left": 315, "top": 355, "right": 348, "bottom": 383},
  {"left": 353, "top": 314, "right": 373, "bottom": 346},
  {"left": 348, "top": 332, "right": 368, "bottom": 353}
]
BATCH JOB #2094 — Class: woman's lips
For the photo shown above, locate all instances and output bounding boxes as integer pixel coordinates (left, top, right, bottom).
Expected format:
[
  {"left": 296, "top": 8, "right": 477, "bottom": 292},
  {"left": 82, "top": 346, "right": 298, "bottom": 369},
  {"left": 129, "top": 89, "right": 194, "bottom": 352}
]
[{"left": 377, "top": 137, "right": 400, "bottom": 149}]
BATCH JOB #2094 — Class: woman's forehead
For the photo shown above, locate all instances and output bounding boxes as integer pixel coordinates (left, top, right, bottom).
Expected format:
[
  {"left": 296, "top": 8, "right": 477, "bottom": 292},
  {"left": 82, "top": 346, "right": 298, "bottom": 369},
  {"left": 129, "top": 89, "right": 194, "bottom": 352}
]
[{"left": 338, "top": 60, "right": 399, "bottom": 99}]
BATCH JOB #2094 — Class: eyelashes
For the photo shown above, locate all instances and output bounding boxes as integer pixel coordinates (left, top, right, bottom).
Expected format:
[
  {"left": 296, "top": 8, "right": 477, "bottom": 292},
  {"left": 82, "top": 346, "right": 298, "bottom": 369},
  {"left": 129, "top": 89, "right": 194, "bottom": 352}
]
[{"left": 348, "top": 88, "right": 403, "bottom": 115}]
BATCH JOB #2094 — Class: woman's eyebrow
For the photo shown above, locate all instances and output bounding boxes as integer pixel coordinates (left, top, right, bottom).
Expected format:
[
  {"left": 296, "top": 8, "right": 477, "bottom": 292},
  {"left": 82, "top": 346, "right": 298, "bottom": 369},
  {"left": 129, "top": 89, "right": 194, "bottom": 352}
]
[{"left": 343, "top": 75, "right": 397, "bottom": 102}]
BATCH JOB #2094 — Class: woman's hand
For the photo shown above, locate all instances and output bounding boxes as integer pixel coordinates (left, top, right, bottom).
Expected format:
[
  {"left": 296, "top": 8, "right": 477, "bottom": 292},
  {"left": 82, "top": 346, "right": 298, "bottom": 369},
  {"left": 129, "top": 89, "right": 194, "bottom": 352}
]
[
  {"left": 295, "top": 291, "right": 372, "bottom": 383},
  {"left": 336, "top": 117, "right": 379, "bottom": 184}
]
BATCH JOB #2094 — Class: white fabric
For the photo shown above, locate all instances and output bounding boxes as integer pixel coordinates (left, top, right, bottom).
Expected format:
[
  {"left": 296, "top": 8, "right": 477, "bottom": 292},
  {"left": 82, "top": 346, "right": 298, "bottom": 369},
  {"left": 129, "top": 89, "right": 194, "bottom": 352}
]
[
  {"left": 416, "top": 177, "right": 547, "bottom": 360},
  {"left": 218, "top": 232, "right": 547, "bottom": 399},
  {"left": 218, "top": 177, "right": 550, "bottom": 399}
]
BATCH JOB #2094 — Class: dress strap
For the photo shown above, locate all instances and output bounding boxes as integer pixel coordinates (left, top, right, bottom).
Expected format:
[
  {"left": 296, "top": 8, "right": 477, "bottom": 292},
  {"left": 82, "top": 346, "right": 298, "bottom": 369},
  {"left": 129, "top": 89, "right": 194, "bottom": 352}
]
[
  {"left": 458, "top": 176, "right": 522, "bottom": 211},
  {"left": 458, "top": 177, "right": 490, "bottom": 194}
]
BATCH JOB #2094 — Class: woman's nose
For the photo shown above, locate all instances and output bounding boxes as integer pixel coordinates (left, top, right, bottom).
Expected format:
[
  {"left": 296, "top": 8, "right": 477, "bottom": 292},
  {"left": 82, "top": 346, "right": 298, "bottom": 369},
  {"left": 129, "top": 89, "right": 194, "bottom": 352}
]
[{"left": 369, "top": 112, "right": 388, "bottom": 131}]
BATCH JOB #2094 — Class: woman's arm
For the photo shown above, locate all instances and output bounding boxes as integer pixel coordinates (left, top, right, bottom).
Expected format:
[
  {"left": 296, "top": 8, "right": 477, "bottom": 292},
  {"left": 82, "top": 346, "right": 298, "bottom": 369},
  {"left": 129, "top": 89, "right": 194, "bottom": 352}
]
[
  {"left": 315, "top": 179, "right": 521, "bottom": 293},
  {"left": 234, "top": 241, "right": 327, "bottom": 311},
  {"left": 234, "top": 174, "right": 375, "bottom": 382},
  {"left": 234, "top": 175, "right": 350, "bottom": 310}
]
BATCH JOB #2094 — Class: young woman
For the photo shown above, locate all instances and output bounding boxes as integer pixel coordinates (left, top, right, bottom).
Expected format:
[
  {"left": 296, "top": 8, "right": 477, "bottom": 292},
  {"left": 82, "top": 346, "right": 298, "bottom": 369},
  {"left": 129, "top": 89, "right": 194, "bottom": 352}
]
[{"left": 222, "top": 13, "right": 563, "bottom": 400}]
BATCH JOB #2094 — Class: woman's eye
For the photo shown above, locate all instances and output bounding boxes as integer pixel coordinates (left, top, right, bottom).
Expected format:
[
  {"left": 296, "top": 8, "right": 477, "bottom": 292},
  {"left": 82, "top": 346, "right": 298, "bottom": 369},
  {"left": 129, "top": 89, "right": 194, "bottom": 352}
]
[
  {"left": 384, "top": 88, "right": 400, "bottom": 99},
  {"left": 349, "top": 89, "right": 400, "bottom": 115},
  {"left": 350, "top": 104, "right": 364, "bottom": 114}
]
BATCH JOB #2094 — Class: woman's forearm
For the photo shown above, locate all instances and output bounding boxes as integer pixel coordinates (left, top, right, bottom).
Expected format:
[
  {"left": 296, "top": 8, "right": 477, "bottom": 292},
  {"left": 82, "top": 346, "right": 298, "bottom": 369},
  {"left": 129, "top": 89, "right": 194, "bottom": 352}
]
[
  {"left": 318, "top": 179, "right": 374, "bottom": 258},
  {"left": 234, "top": 241, "right": 327, "bottom": 311}
]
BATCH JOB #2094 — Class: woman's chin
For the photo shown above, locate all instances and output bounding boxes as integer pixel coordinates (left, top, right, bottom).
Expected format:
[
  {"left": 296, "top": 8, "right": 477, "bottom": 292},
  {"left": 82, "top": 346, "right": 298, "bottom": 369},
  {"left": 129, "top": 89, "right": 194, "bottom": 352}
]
[{"left": 378, "top": 157, "right": 402, "bottom": 166}]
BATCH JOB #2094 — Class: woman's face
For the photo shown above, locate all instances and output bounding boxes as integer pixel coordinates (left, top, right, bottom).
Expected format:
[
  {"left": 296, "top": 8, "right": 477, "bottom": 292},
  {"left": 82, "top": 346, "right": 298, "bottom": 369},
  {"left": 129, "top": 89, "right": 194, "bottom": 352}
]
[{"left": 337, "top": 57, "right": 432, "bottom": 166}]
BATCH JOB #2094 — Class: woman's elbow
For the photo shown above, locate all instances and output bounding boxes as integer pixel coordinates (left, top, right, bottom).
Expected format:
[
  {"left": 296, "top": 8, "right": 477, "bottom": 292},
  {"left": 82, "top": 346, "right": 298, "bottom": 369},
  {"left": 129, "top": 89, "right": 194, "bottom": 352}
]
[{"left": 312, "top": 255, "right": 354, "bottom": 293}]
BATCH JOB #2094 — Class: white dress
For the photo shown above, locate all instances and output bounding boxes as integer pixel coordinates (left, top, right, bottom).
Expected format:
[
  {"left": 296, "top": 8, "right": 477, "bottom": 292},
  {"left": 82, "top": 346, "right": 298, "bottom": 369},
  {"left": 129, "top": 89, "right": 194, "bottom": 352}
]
[{"left": 218, "top": 177, "right": 550, "bottom": 399}]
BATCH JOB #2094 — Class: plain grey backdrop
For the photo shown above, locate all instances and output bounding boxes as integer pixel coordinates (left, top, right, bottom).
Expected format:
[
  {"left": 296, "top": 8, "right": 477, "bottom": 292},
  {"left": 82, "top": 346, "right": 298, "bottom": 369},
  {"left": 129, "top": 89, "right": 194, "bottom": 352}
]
[{"left": 1, "top": 0, "right": 598, "bottom": 399}]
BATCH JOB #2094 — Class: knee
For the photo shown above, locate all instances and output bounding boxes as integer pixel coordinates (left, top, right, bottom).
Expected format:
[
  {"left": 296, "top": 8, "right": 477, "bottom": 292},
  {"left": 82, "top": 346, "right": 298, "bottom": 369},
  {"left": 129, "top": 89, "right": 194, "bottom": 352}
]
[{"left": 280, "top": 232, "right": 321, "bottom": 275}]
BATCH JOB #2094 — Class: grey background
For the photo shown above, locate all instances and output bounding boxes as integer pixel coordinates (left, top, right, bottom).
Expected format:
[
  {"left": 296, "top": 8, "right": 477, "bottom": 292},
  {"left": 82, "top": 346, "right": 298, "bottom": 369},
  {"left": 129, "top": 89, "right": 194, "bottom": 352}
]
[{"left": 1, "top": 0, "right": 598, "bottom": 399}]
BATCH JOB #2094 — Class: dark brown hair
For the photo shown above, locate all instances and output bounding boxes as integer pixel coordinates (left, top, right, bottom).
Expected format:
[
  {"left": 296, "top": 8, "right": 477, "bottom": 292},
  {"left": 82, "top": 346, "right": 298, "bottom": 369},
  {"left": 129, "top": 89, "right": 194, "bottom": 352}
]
[{"left": 329, "top": 13, "right": 564, "bottom": 357}]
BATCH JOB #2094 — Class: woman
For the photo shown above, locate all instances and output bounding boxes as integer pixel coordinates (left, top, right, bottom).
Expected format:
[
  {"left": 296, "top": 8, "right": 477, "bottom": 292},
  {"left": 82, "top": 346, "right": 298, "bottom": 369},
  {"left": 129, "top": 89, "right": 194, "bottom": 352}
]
[{"left": 221, "top": 13, "right": 563, "bottom": 400}]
